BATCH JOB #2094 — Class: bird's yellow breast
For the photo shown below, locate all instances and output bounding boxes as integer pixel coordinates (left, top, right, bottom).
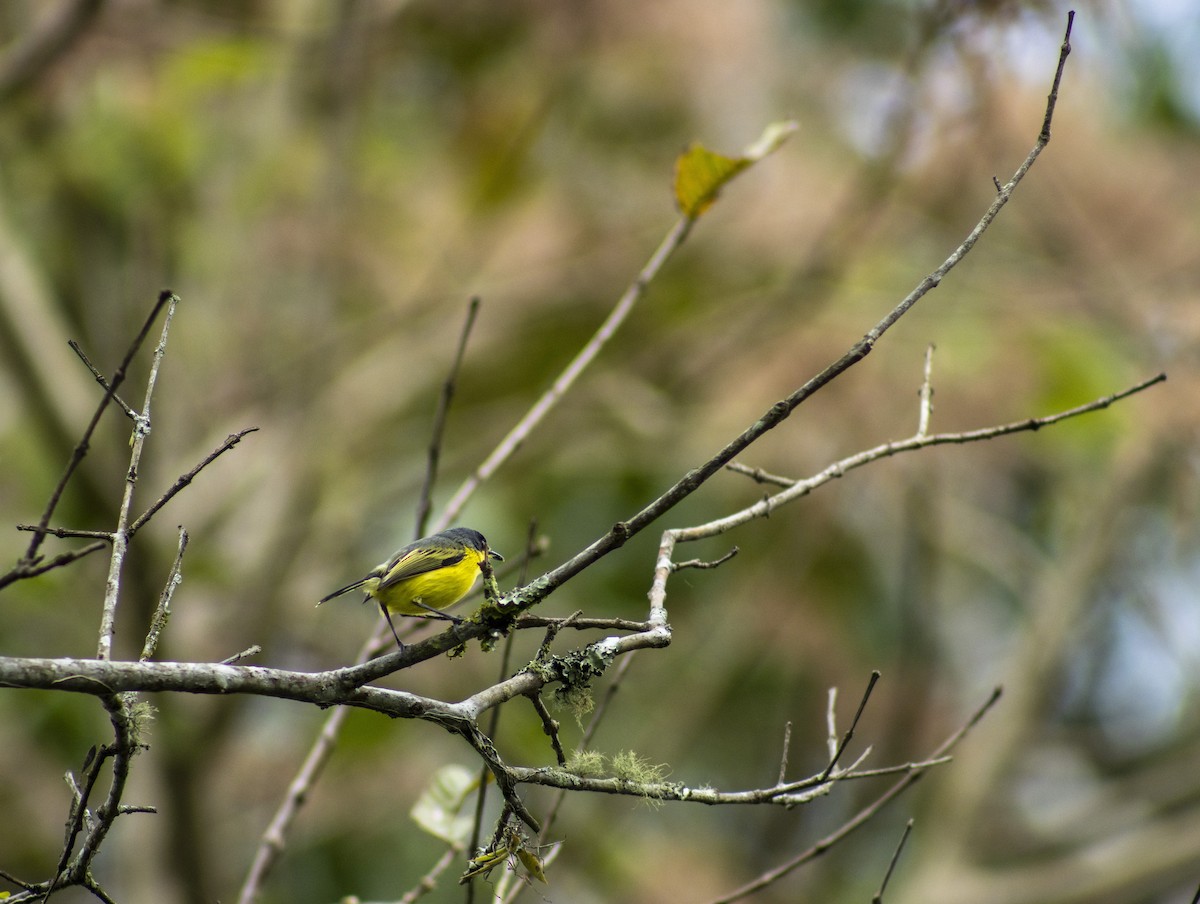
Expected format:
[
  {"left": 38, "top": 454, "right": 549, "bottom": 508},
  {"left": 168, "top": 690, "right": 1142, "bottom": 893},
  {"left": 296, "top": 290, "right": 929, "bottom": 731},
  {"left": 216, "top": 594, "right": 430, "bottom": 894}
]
[{"left": 362, "top": 549, "right": 485, "bottom": 616}]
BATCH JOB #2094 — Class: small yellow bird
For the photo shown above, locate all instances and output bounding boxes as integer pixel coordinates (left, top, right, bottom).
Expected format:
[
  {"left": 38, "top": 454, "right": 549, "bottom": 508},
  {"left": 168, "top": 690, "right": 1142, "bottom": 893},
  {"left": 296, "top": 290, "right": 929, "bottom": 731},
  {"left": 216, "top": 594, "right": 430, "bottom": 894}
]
[{"left": 319, "top": 527, "right": 503, "bottom": 649}]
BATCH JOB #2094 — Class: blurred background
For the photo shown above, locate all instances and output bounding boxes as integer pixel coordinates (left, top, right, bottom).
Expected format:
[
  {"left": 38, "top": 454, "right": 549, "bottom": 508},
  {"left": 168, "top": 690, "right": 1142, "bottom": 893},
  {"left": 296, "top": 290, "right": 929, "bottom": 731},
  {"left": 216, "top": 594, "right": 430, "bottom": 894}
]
[{"left": 1, "top": 1, "right": 1197, "bottom": 902}]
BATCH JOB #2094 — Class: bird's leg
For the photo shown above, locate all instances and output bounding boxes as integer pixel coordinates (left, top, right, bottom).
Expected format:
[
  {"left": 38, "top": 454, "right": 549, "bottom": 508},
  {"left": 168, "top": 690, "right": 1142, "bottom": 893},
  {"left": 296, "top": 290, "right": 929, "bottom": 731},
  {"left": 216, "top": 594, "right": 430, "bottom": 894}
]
[
  {"left": 379, "top": 602, "right": 405, "bottom": 650},
  {"left": 413, "top": 601, "right": 464, "bottom": 624}
]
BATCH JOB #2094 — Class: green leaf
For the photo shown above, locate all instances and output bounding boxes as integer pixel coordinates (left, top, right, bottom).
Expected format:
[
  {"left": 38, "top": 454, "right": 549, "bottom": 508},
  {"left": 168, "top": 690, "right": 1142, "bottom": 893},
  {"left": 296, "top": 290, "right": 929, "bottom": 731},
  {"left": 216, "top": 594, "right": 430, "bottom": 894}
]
[
  {"left": 673, "top": 120, "right": 798, "bottom": 217},
  {"left": 409, "top": 764, "right": 480, "bottom": 845}
]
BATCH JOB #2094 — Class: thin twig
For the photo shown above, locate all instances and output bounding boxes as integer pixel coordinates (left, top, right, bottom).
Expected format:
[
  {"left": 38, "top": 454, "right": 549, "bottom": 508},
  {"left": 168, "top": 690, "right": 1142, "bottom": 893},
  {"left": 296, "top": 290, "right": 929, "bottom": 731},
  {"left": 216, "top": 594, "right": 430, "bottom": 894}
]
[
  {"left": 236, "top": 701, "right": 354, "bottom": 904},
  {"left": 130, "top": 428, "right": 259, "bottom": 535},
  {"left": 221, "top": 646, "right": 262, "bottom": 666},
  {"left": 49, "top": 746, "right": 105, "bottom": 895},
  {"left": 398, "top": 845, "right": 462, "bottom": 904},
  {"left": 709, "top": 371, "right": 1167, "bottom": 544},
  {"left": 706, "top": 688, "right": 1002, "bottom": 904},
  {"left": 466, "top": 520, "right": 538, "bottom": 904},
  {"left": 821, "top": 671, "right": 880, "bottom": 780},
  {"left": 1038, "top": 11, "right": 1073, "bottom": 145},
  {"left": 528, "top": 694, "right": 566, "bottom": 767},
  {"left": 438, "top": 215, "right": 696, "bottom": 529},
  {"left": 825, "top": 688, "right": 840, "bottom": 763},
  {"left": 520, "top": 647, "right": 637, "bottom": 898},
  {"left": 97, "top": 293, "right": 179, "bottom": 660},
  {"left": 501, "top": 748, "right": 950, "bottom": 804},
  {"left": 68, "top": 696, "right": 142, "bottom": 893},
  {"left": 68, "top": 340, "right": 137, "bottom": 421},
  {"left": 872, "top": 819, "right": 914, "bottom": 903},
  {"left": 457, "top": 724, "right": 539, "bottom": 833},
  {"left": 139, "top": 527, "right": 188, "bottom": 662},
  {"left": 672, "top": 547, "right": 739, "bottom": 571},
  {"left": 16, "top": 525, "right": 114, "bottom": 540},
  {"left": 415, "top": 296, "right": 480, "bottom": 538},
  {"left": 916, "top": 345, "right": 934, "bottom": 438},
  {"left": 5, "top": 541, "right": 109, "bottom": 580},
  {"left": 776, "top": 721, "right": 793, "bottom": 786},
  {"left": 0, "top": 866, "right": 35, "bottom": 890},
  {"left": 7, "top": 290, "right": 174, "bottom": 585},
  {"left": 499, "top": 12, "right": 1083, "bottom": 614},
  {"left": 513, "top": 615, "right": 649, "bottom": 632},
  {"left": 723, "top": 463, "right": 793, "bottom": 488},
  {"left": 31, "top": 693, "right": 145, "bottom": 903}
]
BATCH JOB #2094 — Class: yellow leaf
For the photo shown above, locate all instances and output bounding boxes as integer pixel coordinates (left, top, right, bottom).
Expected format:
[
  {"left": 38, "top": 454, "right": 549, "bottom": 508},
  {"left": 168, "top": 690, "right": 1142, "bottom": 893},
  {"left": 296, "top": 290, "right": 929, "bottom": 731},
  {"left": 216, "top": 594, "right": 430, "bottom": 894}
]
[
  {"left": 674, "top": 144, "right": 748, "bottom": 217},
  {"left": 672, "top": 120, "right": 798, "bottom": 218}
]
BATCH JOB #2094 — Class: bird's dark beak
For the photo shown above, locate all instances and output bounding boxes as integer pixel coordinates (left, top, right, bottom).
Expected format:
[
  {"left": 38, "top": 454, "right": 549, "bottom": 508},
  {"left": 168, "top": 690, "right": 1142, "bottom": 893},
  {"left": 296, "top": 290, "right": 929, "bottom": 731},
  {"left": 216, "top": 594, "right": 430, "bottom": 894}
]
[{"left": 489, "top": 550, "right": 504, "bottom": 562}]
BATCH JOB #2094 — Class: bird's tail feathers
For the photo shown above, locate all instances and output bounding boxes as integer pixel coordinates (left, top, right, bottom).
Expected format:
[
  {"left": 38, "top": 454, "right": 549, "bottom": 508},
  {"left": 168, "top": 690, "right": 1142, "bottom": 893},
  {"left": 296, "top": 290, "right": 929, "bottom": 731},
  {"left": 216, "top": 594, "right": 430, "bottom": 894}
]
[{"left": 317, "top": 578, "right": 369, "bottom": 606}]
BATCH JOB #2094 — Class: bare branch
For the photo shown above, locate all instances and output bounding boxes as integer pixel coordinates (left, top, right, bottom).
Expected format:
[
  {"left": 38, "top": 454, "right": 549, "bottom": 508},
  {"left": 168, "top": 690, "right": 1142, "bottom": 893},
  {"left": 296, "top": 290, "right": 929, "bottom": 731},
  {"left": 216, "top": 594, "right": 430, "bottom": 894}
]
[
  {"left": 672, "top": 546, "right": 739, "bottom": 571},
  {"left": 3, "top": 541, "right": 108, "bottom": 580},
  {"left": 467, "top": 521, "right": 542, "bottom": 904},
  {"left": 415, "top": 296, "right": 480, "bottom": 538},
  {"left": 501, "top": 14, "right": 1085, "bottom": 614},
  {"left": 701, "top": 372, "right": 1167, "bottom": 552},
  {"left": 916, "top": 344, "right": 935, "bottom": 438},
  {"left": 139, "top": 527, "right": 188, "bottom": 662},
  {"left": 872, "top": 819, "right": 914, "bottom": 904},
  {"left": 723, "top": 462, "right": 793, "bottom": 488},
  {"left": 68, "top": 339, "right": 137, "bottom": 421},
  {"left": 4, "top": 290, "right": 175, "bottom": 588},
  {"left": 97, "top": 293, "right": 180, "bottom": 660},
  {"left": 236, "top": 706, "right": 353, "bottom": 904},
  {"left": 777, "top": 721, "right": 793, "bottom": 786},
  {"left": 15, "top": 525, "right": 113, "bottom": 540},
  {"left": 22, "top": 693, "right": 145, "bottom": 903},
  {"left": 512, "top": 615, "right": 651, "bottom": 633},
  {"left": 129, "top": 427, "right": 259, "bottom": 536},
  {"left": 221, "top": 645, "right": 262, "bottom": 666},
  {"left": 398, "top": 846, "right": 462, "bottom": 904},
  {"left": 505, "top": 750, "right": 951, "bottom": 806},
  {"left": 706, "top": 687, "right": 1002, "bottom": 904},
  {"left": 437, "top": 215, "right": 696, "bottom": 528},
  {"left": 821, "top": 671, "right": 881, "bottom": 780},
  {"left": 527, "top": 694, "right": 567, "bottom": 767}
]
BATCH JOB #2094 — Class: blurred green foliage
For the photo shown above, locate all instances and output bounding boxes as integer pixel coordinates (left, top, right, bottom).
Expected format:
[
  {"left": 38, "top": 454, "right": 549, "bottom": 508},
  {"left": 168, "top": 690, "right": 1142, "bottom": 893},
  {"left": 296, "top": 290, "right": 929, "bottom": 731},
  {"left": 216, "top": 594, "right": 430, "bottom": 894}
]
[{"left": 0, "top": 2, "right": 1197, "bottom": 903}]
